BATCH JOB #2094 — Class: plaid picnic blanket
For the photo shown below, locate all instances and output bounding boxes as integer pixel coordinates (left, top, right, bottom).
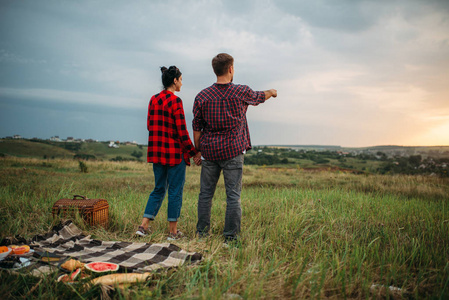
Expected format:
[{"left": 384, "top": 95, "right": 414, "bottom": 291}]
[{"left": 28, "top": 220, "right": 202, "bottom": 275}]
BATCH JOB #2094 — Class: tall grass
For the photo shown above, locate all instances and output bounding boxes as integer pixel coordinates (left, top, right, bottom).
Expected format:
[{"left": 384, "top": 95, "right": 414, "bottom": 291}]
[{"left": 0, "top": 157, "right": 448, "bottom": 299}]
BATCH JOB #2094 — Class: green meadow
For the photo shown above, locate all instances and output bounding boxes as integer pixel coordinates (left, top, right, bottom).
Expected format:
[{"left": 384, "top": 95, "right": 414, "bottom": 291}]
[{"left": 0, "top": 156, "right": 448, "bottom": 299}]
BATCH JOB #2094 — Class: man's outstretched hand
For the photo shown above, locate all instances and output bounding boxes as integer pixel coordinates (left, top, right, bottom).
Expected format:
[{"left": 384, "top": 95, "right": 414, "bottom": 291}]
[{"left": 265, "top": 89, "right": 277, "bottom": 99}]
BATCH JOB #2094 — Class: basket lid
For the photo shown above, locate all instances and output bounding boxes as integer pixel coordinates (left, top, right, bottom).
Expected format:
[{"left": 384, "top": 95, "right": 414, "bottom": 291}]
[{"left": 53, "top": 195, "right": 108, "bottom": 207}]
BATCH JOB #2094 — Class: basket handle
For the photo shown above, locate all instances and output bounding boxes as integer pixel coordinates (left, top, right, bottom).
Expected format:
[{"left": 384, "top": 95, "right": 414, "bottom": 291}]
[{"left": 73, "top": 195, "right": 88, "bottom": 200}]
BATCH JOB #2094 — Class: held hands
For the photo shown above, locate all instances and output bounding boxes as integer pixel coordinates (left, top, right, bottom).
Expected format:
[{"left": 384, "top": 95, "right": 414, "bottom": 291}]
[{"left": 193, "top": 152, "right": 202, "bottom": 166}]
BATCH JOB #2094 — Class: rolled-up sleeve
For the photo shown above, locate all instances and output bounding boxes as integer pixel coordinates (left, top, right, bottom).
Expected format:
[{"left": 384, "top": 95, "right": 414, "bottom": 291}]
[{"left": 242, "top": 85, "right": 266, "bottom": 106}]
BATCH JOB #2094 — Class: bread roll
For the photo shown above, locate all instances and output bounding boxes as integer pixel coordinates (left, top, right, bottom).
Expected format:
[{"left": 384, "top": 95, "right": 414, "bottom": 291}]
[
  {"left": 60, "top": 259, "right": 85, "bottom": 271},
  {"left": 91, "top": 272, "right": 152, "bottom": 286}
]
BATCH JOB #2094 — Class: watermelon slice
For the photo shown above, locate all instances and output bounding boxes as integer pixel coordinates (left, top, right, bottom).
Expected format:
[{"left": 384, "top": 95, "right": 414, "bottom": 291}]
[
  {"left": 70, "top": 268, "right": 82, "bottom": 280},
  {"left": 57, "top": 274, "right": 71, "bottom": 283},
  {"left": 57, "top": 268, "right": 83, "bottom": 283},
  {"left": 84, "top": 262, "right": 119, "bottom": 273}
]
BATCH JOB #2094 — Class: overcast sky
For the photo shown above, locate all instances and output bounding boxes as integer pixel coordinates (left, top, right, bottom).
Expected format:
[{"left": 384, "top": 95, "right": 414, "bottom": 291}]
[{"left": 1, "top": 0, "right": 448, "bottom": 147}]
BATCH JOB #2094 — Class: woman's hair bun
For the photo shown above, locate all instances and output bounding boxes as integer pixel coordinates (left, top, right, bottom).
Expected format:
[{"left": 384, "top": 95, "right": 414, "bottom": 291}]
[{"left": 160, "top": 65, "right": 181, "bottom": 89}]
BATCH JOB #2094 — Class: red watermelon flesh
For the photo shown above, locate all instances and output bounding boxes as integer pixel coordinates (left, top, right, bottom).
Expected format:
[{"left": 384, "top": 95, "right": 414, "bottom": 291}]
[
  {"left": 57, "top": 274, "right": 70, "bottom": 282},
  {"left": 70, "top": 268, "right": 82, "bottom": 280},
  {"left": 85, "top": 262, "right": 119, "bottom": 273}
]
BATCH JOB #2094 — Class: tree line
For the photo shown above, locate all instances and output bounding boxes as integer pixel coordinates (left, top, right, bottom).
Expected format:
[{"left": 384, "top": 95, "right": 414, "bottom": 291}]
[{"left": 244, "top": 147, "right": 449, "bottom": 177}]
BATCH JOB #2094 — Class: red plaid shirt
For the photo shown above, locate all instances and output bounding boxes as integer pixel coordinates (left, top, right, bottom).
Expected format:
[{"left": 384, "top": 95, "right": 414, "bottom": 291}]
[
  {"left": 192, "top": 83, "right": 266, "bottom": 161},
  {"left": 147, "top": 90, "right": 197, "bottom": 166}
]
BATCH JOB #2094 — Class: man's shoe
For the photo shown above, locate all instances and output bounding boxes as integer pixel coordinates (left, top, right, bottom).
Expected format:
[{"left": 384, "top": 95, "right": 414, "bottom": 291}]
[
  {"left": 223, "top": 236, "right": 240, "bottom": 248},
  {"left": 196, "top": 231, "right": 210, "bottom": 239},
  {"left": 224, "top": 235, "right": 238, "bottom": 243},
  {"left": 136, "top": 226, "right": 150, "bottom": 237}
]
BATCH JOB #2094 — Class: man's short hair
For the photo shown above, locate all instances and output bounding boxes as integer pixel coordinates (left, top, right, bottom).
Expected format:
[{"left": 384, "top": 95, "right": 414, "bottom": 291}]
[{"left": 212, "top": 53, "right": 234, "bottom": 76}]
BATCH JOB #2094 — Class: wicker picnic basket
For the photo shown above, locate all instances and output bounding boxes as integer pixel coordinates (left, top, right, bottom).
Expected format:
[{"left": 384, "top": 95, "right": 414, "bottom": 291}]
[{"left": 52, "top": 195, "right": 109, "bottom": 227}]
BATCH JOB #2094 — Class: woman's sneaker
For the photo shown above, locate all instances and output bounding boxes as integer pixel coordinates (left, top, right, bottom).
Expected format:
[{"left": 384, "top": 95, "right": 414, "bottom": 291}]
[
  {"left": 167, "top": 230, "right": 184, "bottom": 241},
  {"left": 136, "top": 226, "right": 150, "bottom": 237}
]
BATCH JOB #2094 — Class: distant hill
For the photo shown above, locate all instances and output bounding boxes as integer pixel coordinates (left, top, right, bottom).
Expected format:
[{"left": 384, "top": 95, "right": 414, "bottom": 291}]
[
  {"left": 261, "top": 145, "right": 449, "bottom": 159},
  {"left": 2, "top": 139, "right": 448, "bottom": 161},
  {"left": 0, "top": 139, "right": 75, "bottom": 158},
  {"left": 0, "top": 139, "right": 145, "bottom": 161},
  {"left": 268, "top": 145, "right": 343, "bottom": 151}
]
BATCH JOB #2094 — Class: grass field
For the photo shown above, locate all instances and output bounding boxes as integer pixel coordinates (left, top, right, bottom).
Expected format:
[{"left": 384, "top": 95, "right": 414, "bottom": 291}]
[{"left": 1, "top": 156, "right": 448, "bottom": 299}]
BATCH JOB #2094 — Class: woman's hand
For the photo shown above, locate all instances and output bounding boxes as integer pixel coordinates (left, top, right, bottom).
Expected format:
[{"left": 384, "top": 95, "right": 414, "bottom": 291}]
[{"left": 193, "top": 152, "right": 202, "bottom": 166}]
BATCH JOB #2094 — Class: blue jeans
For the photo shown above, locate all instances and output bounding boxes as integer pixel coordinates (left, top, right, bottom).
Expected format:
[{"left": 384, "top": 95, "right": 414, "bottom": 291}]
[
  {"left": 143, "top": 160, "right": 186, "bottom": 222},
  {"left": 196, "top": 154, "right": 243, "bottom": 240}
]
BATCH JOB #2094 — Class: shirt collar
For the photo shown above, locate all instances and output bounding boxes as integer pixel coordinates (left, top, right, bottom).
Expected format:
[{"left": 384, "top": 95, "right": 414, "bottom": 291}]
[
  {"left": 162, "top": 89, "right": 175, "bottom": 95},
  {"left": 214, "top": 82, "right": 232, "bottom": 88}
]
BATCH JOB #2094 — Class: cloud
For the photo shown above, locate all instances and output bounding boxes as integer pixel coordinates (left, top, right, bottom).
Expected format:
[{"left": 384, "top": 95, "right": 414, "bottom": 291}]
[
  {"left": 276, "top": 0, "right": 379, "bottom": 32},
  {"left": 0, "top": 88, "right": 145, "bottom": 109},
  {"left": 1, "top": 0, "right": 448, "bottom": 146},
  {"left": 0, "top": 49, "right": 47, "bottom": 64}
]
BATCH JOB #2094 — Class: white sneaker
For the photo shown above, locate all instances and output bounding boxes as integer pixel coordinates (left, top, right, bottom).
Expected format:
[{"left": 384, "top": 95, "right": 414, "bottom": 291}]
[
  {"left": 136, "top": 226, "right": 149, "bottom": 237},
  {"left": 167, "top": 230, "right": 184, "bottom": 241}
]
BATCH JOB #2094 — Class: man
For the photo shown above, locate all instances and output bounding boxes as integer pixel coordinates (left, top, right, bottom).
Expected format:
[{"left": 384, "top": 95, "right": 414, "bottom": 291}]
[{"left": 192, "top": 53, "right": 277, "bottom": 242}]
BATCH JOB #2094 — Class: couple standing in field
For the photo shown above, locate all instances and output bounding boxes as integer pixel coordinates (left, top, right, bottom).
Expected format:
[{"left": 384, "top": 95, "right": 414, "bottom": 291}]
[{"left": 136, "top": 53, "right": 277, "bottom": 242}]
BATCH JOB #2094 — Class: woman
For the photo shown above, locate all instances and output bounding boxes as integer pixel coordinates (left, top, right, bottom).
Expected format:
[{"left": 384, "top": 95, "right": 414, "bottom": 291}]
[{"left": 136, "top": 66, "right": 201, "bottom": 240}]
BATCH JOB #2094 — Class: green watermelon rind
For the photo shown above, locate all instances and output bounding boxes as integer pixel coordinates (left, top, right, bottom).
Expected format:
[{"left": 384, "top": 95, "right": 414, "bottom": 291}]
[{"left": 84, "top": 262, "right": 119, "bottom": 273}]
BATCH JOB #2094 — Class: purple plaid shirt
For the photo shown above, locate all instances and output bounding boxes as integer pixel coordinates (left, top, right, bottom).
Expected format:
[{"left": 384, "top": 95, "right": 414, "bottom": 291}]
[{"left": 192, "top": 83, "right": 266, "bottom": 161}]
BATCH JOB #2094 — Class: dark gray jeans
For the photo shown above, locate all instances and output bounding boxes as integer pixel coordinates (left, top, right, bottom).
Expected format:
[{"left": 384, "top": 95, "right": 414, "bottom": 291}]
[{"left": 196, "top": 154, "right": 243, "bottom": 239}]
